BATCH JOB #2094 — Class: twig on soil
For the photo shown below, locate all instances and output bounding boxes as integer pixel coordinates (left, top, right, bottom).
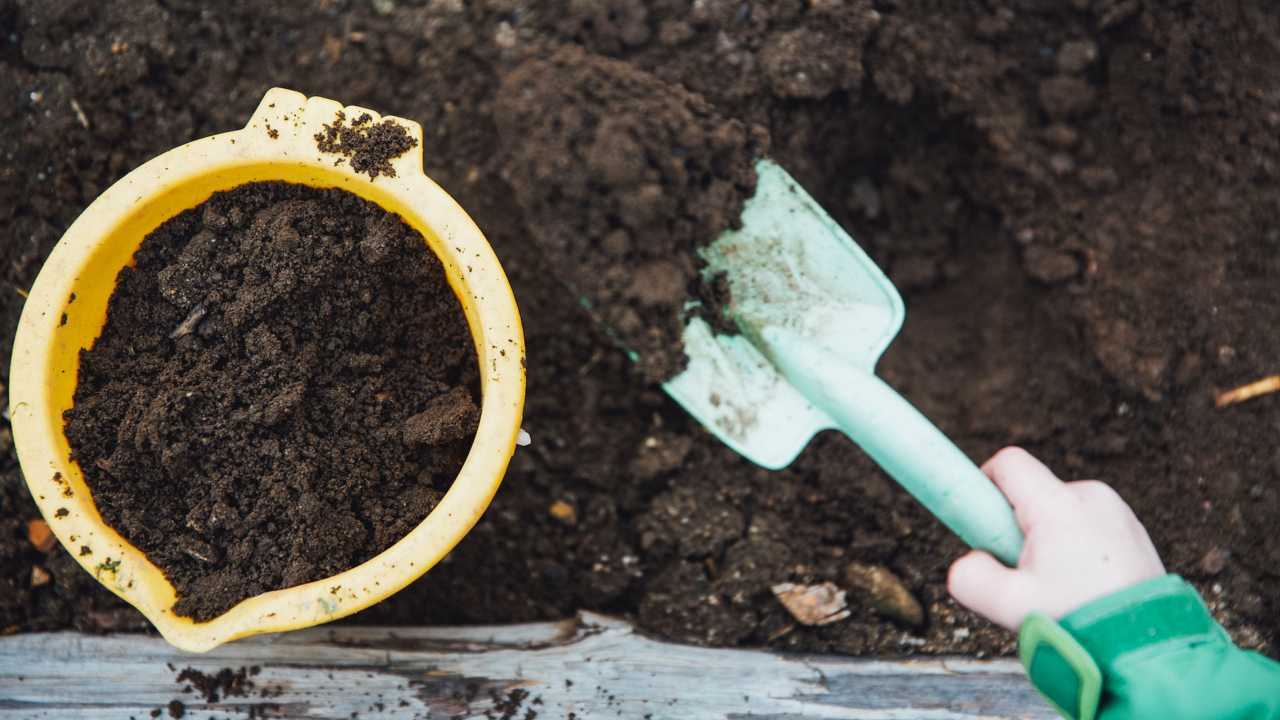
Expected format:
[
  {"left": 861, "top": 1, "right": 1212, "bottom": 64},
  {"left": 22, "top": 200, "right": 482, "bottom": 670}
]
[
  {"left": 13, "top": 286, "right": 28, "bottom": 299},
  {"left": 1215, "top": 375, "right": 1280, "bottom": 408},
  {"left": 169, "top": 303, "right": 208, "bottom": 339},
  {"left": 70, "top": 98, "right": 90, "bottom": 130}
]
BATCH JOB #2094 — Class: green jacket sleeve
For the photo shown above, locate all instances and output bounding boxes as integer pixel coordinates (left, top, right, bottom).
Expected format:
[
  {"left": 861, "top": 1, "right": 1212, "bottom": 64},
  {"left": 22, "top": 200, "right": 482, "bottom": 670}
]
[{"left": 1019, "top": 574, "right": 1280, "bottom": 720}]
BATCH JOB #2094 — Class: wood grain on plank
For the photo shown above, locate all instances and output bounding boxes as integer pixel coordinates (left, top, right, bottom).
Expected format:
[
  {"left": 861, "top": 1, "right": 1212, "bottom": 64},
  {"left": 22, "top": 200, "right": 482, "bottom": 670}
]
[{"left": 0, "top": 612, "right": 1053, "bottom": 719}]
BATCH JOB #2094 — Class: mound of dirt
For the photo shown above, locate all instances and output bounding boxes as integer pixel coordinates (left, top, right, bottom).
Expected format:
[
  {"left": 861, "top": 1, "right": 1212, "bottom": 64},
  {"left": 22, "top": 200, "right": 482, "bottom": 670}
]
[{"left": 495, "top": 45, "right": 763, "bottom": 382}]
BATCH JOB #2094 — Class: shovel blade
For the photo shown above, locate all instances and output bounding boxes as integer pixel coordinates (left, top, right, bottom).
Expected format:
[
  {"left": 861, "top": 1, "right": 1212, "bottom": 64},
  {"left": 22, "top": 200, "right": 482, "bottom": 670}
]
[{"left": 664, "top": 160, "right": 905, "bottom": 469}]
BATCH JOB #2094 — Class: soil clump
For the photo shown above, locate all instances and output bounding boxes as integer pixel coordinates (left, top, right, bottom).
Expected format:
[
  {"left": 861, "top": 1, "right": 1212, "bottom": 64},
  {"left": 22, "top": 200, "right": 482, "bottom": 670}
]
[{"left": 495, "top": 45, "right": 763, "bottom": 382}]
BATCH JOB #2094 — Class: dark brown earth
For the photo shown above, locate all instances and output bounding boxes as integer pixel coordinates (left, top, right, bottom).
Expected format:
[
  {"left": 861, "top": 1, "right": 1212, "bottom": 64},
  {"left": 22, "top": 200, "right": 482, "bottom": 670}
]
[
  {"left": 63, "top": 181, "right": 479, "bottom": 621},
  {"left": 495, "top": 44, "right": 763, "bottom": 382},
  {"left": 1, "top": 1, "right": 1278, "bottom": 659}
]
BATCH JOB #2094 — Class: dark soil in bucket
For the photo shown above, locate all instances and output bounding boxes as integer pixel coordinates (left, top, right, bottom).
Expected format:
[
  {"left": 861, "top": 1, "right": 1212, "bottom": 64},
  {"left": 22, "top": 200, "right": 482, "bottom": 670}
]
[
  {"left": 1, "top": 1, "right": 1278, "bottom": 659},
  {"left": 63, "top": 181, "right": 480, "bottom": 621}
]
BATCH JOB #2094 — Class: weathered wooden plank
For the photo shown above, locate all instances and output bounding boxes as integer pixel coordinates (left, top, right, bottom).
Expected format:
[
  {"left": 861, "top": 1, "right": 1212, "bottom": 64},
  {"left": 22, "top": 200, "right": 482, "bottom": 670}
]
[{"left": 0, "top": 612, "right": 1053, "bottom": 719}]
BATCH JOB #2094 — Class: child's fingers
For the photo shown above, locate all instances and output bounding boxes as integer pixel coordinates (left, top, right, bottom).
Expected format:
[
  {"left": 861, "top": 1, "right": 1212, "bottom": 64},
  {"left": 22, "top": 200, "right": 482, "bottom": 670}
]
[
  {"left": 981, "top": 446, "right": 1070, "bottom": 531},
  {"left": 947, "top": 549, "right": 1032, "bottom": 631}
]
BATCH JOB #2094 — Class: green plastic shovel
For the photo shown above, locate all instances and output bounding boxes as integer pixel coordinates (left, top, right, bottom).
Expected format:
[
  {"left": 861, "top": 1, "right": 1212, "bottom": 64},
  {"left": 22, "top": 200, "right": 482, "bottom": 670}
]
[{"left": 664, "top": 159, "right": 1025, "bottom": 565}]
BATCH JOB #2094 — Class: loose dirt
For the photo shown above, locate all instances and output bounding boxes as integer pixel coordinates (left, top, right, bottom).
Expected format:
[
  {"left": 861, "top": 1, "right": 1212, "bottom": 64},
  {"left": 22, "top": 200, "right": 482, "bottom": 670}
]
[
  {"left": 495, "top": 44, "right": 763, "bottom": 382},
  {"left": 63, "top": 181, "right": 479, "bottom": 620},
  {"left": 176, "top": 665, "right": 259, "bottom": 704},
  {"left": 314, "top": 111, "right": 419, "bottom": 179},
  {"left": 1, "top": 1, "right": 1277, "bottom": 658}
]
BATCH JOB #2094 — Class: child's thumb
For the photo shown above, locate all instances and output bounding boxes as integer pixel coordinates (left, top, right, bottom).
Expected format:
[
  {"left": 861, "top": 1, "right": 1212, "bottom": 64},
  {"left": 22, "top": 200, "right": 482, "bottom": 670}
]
[{"left": 948, "top": 550, "right": 1031, "bottom": 631}]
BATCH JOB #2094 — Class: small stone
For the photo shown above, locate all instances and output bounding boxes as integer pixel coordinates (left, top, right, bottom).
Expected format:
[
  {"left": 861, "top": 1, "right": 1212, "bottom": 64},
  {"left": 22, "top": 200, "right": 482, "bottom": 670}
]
[
  {"left": 1057, "top": 40, "right": 1099, "bottom": 74},
  {"left": 771, "top": 582, "right": 850, "bottom": 626},
  {"left": 844, "top": 562, "right": 924, "bottom": 626},
  {"left": 1199, "top": 547, "right": 1229, "bottom": 576},
  {"left": 30, "top": 566, "right": 51, "bottom": 587},
  {"left": 549, "top": 500, "right": 577, "bottom": 525},
  {"left": 26, "top": 519, "right": 56, "bottom": 553},
  {"left": 494, "top": 21, "right": 517, "bottom": 49}
]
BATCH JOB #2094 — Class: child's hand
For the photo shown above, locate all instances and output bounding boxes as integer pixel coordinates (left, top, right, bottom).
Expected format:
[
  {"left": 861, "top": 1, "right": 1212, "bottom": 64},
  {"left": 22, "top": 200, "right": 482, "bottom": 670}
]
[{"left": 947, "top": 447, "right": 1166, "bottom": 631}]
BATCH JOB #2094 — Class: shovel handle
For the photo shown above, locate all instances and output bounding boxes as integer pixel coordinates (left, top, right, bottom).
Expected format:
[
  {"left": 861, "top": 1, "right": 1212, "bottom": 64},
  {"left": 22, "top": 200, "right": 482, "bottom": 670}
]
[{"left": 769, "top": 335, "right": 1025, "bottom": 565}]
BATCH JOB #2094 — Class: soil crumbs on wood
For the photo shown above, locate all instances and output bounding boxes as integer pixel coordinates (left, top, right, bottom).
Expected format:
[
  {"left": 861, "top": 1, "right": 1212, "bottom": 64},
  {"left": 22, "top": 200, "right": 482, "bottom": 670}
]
[
  {"left": 1, "top": 0, "right": 1279, "bottom": 660},
  {"left": 63, "top": 181, "right": 479, "bottom": 621},
  {"left": 176, "top": 665, "right": 258, "bottom": 703}
]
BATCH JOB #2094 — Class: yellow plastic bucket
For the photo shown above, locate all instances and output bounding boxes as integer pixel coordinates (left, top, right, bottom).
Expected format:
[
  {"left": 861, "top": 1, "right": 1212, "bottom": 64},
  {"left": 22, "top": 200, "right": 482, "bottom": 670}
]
[{"left": 7, "top": 88, "right": 525, "bottom": 652}]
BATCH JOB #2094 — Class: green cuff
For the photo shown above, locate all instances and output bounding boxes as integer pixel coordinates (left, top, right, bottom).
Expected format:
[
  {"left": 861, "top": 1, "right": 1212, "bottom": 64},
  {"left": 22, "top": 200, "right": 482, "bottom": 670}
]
[
  {"left": 1020, "top": 613, "right": 1102, "bottom": 720},
  {"left": 1019, "top": 574, "right": 1223, "bottom": 720}
]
